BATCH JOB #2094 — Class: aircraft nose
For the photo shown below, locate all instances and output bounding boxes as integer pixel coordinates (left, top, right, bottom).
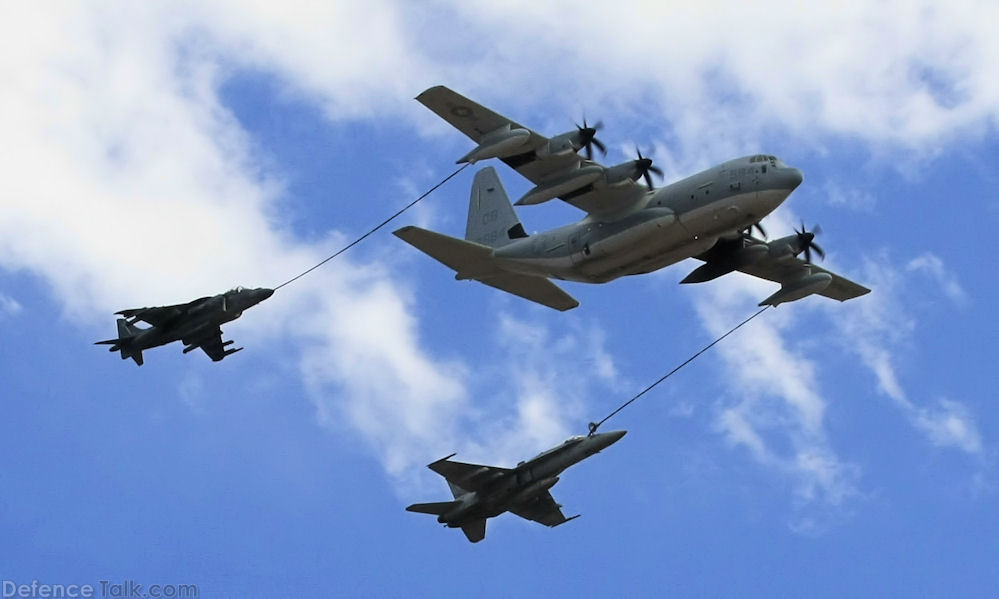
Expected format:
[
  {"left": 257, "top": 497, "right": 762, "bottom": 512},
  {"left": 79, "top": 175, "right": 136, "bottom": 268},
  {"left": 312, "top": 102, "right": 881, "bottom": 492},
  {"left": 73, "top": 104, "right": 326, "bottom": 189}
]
[
  {"left": 256, "top": 288, "right": 274, "bottom": 301},
  {"left": 598, "top": 430, "right": 627, "bottom": 447},
  {"left": 783, "top": 167, "right": 804, "bottom": 189}
]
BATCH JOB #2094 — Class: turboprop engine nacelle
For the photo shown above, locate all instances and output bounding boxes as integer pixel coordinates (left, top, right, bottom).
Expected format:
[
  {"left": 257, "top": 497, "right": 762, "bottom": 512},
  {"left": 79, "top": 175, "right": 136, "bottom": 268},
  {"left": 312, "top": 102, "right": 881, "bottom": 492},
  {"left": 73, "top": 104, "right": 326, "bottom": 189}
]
[
  {"left": 516, "top": 165, "right": 604, "bottom": 206},
  {"left": 759, "top": 272, "right": 832, "bottom": 307},
  {"left": 458, "top": 125, "right": 532, "bottom": 164},
  {"left": 509, "top": 476, "right": 560, "bottom": 505},
  {"left": 535, "top": 131, "right": 582, "bottom": 159}
]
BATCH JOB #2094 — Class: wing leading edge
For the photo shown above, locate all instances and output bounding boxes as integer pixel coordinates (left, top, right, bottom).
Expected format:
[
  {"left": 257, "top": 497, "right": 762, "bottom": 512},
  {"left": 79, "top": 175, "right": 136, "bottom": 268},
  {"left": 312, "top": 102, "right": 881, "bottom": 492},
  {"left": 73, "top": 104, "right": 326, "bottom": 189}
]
[
  {"left": 428, "top": 457, "right": 512, "bottom": 494},
  {"left": 416, "top": 86, "right": 648, "bottom": 217}
]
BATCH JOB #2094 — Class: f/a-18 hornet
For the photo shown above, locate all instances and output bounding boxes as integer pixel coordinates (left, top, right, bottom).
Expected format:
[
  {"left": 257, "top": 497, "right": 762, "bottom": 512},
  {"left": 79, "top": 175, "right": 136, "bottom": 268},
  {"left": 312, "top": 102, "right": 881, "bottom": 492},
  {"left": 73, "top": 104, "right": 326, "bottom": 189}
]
[
  {"left": 395, "top": 86, "right": 870, "bottom": 310},
  {"left": 96, "top": 286, "right": 273, "bottom": 365},
  {"left": 407, "top": 429, "right": 626, "bottom": 543}
]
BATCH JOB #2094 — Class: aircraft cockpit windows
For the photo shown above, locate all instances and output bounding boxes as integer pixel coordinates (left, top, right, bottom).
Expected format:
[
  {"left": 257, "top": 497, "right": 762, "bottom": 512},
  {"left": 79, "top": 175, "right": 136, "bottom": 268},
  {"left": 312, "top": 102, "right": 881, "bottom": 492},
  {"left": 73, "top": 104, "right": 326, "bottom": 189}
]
[
  {"left": 750, "top": 155, "right": 785, "bottom": 168},
  {"left": 565, "top": 435, "right": 585, "bottom": 444},
  {"left": 228, "top": 286, "right": 246, "bottom": 293}
]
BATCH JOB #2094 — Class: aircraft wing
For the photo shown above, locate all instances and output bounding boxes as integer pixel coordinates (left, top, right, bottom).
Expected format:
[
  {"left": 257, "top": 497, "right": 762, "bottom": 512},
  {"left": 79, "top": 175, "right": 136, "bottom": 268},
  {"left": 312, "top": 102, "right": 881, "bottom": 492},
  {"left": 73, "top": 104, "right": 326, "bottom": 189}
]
[
  {"left": 736, "top": 255, "right": 870, "bottom": 302},
  {"left": 181, "top": 326, "right": 236, "bottom": 362},
  {"left": 416, "top": 86, "right": 648, "bottom": 217},
  {"left": 115, "top": 296, "right": 211, "bottom": 327},
  {"left": 509, "top": 490, "right": 574, "bottom": 527},
  {"left": 428, "top": 458, "right": 512, "bottom": 494},
  {"left": 688, "top": 236, "right": 870, "bottom": 303}
]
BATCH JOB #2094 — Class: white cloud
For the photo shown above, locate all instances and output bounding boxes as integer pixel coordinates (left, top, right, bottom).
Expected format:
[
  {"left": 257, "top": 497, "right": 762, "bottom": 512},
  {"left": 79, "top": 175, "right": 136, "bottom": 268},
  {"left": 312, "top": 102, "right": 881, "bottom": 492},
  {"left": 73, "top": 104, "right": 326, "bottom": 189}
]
[
  {"left": 832, "top": 253, "right": 983, "bottom": 454},
  {"left": 0, "top": 294, "right": 22, "bottom": 317},
  {"left": 439, "top": 0, "right": 999, "bottom": 164},
  {"left": 1, "top": 0, "right": 993, "bottom": 506},
  {"left": 907, "top": 252, "right": 968, "bottom": 305},
  {"left": 693, "top": 274, "right": 860, "bottom": 520},
  {"left": 823, "top": 181, "right": 878, "bottom": 212}
]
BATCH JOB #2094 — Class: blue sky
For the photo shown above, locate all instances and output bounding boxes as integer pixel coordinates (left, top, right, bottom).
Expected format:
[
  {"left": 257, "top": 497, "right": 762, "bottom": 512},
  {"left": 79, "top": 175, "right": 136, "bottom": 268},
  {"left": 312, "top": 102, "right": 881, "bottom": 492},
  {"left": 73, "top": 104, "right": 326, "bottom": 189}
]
[{"left": 2, "top": 2, "right": 997, "bottom": 597}]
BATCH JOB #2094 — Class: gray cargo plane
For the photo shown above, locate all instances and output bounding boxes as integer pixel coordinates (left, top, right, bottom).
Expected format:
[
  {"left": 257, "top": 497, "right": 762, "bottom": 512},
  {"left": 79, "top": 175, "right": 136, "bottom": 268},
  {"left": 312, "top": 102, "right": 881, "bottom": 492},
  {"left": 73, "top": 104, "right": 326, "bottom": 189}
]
[
  {"left": 95, "top": 286, "right": 273, "bottom": 365},
  {"left": 407, "top": 429, "right": 626, "bottom": 542},
  {"left": 394, "top": 86, "right": 869, "bottom": 310}
]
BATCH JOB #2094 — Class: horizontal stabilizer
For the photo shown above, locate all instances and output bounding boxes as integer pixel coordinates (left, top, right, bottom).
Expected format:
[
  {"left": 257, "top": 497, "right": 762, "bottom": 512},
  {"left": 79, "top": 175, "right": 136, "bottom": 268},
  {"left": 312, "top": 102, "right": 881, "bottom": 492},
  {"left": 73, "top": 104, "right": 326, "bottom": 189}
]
[
  {"left": 95, "top": 319, "right": 144, "bottom": 365},
  {"left": 479, "top": 273, "right": 578, "bottom": 312},
  {"left": 394, "top": 226, "right": 578, "bottom": 311},
  {"left": 406, "top": 500, "right": 461, "bottom": 516},
  {"left": 394, "top": 226, "right": 496, "bottom": 278}
]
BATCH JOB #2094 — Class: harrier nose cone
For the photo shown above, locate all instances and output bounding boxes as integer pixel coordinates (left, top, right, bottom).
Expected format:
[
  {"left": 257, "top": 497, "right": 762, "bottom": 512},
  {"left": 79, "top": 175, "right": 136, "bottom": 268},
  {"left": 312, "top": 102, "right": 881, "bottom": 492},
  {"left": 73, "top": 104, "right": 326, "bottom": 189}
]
[{"left": 255, "top": 288, "right": 274, "bottom": 302}]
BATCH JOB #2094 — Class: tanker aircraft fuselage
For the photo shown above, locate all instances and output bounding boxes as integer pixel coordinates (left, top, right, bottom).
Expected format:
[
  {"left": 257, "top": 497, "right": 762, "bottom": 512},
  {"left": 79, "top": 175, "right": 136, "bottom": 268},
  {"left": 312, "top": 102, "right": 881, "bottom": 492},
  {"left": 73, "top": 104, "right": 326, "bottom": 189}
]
[{"left": 488, "top": 156, "right": 802, "bottom": 284}]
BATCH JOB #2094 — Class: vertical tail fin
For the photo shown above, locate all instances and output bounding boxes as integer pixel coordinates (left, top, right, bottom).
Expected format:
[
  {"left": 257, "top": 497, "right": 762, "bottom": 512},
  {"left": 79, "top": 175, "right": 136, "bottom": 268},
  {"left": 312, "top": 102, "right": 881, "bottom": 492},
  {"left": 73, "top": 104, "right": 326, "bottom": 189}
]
[
  {"left": 96, "top": 318, "right": 144, "bottom": 365},
  {"left": 465, "top": 167, "right": 527, "bottom": 248},
  {"left": 116, "top": 318, "right": 138, "bottom": 340}
]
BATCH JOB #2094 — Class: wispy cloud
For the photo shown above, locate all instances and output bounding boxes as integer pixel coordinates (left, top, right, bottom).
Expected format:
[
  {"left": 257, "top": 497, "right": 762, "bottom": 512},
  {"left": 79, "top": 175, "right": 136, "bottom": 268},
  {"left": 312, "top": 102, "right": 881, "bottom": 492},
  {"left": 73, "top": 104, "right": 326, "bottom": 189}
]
[
  {"left": 907, "top": 252, "right": 968, "bottom": 306},
  {"left": 0, "top": 293, "right": 22, "bottom": 318},
  {"left": 831, "top": 252, "right": 982, "bottom": 454},
  {"left": 691, "top": 274, "right": 861, "bottom": 531},
  {"left": 823, "top": 181, "right": 878, "bottom": 213}
]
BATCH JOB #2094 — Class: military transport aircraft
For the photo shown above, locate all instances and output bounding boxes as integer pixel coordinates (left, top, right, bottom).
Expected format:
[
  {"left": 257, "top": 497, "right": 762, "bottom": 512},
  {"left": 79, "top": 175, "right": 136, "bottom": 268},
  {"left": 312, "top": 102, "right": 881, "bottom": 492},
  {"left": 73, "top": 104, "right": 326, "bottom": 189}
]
[
  {"left": 95, "top": 286, "right": 273, "bottom": 365},
  {"left": 407, "top": 429, "right": 627, "bottom": 543},
  {"left": 394, "top": 86, "right": 870, "bottom": 310}
]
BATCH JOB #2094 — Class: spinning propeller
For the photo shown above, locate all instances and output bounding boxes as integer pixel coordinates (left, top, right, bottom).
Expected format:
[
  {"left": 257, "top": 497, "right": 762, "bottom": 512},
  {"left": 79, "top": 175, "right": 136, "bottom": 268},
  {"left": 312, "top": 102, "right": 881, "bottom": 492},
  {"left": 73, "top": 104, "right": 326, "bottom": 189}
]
[
  {"left": 634, "top": 149, "right": 663, "bottom": 189},
  {"left": 576, "top": 117, "right": 606, "bottom": 159},
  {"left": 744, "top": 221, "right": 768, "bottom": 239},
  {"left": 795, "top": 222, "right": 825, "bottom": 264}
]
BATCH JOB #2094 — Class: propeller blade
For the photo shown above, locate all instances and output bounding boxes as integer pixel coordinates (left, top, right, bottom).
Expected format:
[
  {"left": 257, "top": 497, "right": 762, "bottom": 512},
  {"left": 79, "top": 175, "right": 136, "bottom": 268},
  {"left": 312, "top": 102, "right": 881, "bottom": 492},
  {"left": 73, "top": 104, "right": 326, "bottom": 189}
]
[
  {"left": 754, "top": 222, "right": 767, "bottom": 239},
  {"left": 633, "top": 148, "right": 661, "bottom": 189},
  {"left": 590, "top": 137, "right": 606, "bottom": 155},
  {"left": 812, "top": 242, "right": 825, "bottom": 260},
  {"left": 804, "top": 246, "right": 812, "bottom": 264},
  {"left": 576, "top": 118, "right": 606, "bottom": 160}
]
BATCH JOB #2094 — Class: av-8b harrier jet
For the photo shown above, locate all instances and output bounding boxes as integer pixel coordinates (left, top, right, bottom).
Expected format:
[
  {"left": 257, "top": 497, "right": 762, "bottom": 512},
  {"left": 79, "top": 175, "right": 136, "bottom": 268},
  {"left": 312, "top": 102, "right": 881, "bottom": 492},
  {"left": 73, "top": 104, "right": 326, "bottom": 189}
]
[
  {"left": 96, "top": 286, "right": 273, "bottom": 365},
  {"left": 395, "top": 86, "right": 870, "bottom": 310},
  {"left": 407, "top": 430, "right": 626, "bottom": 542}
]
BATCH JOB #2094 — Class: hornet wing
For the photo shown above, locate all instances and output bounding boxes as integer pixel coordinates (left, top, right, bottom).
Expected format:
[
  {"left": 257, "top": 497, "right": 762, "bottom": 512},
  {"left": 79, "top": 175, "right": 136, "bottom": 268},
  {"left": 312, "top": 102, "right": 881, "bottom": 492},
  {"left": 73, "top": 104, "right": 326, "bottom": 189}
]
[
  {"left": 509, "top": 490, "right": 578, "bottom": 527},
  {"left": 428, "top": 456, "right": 512, "bottom": 494},
  {"left": 417, "top": 86, "right": 648, "bottom": 217}
]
